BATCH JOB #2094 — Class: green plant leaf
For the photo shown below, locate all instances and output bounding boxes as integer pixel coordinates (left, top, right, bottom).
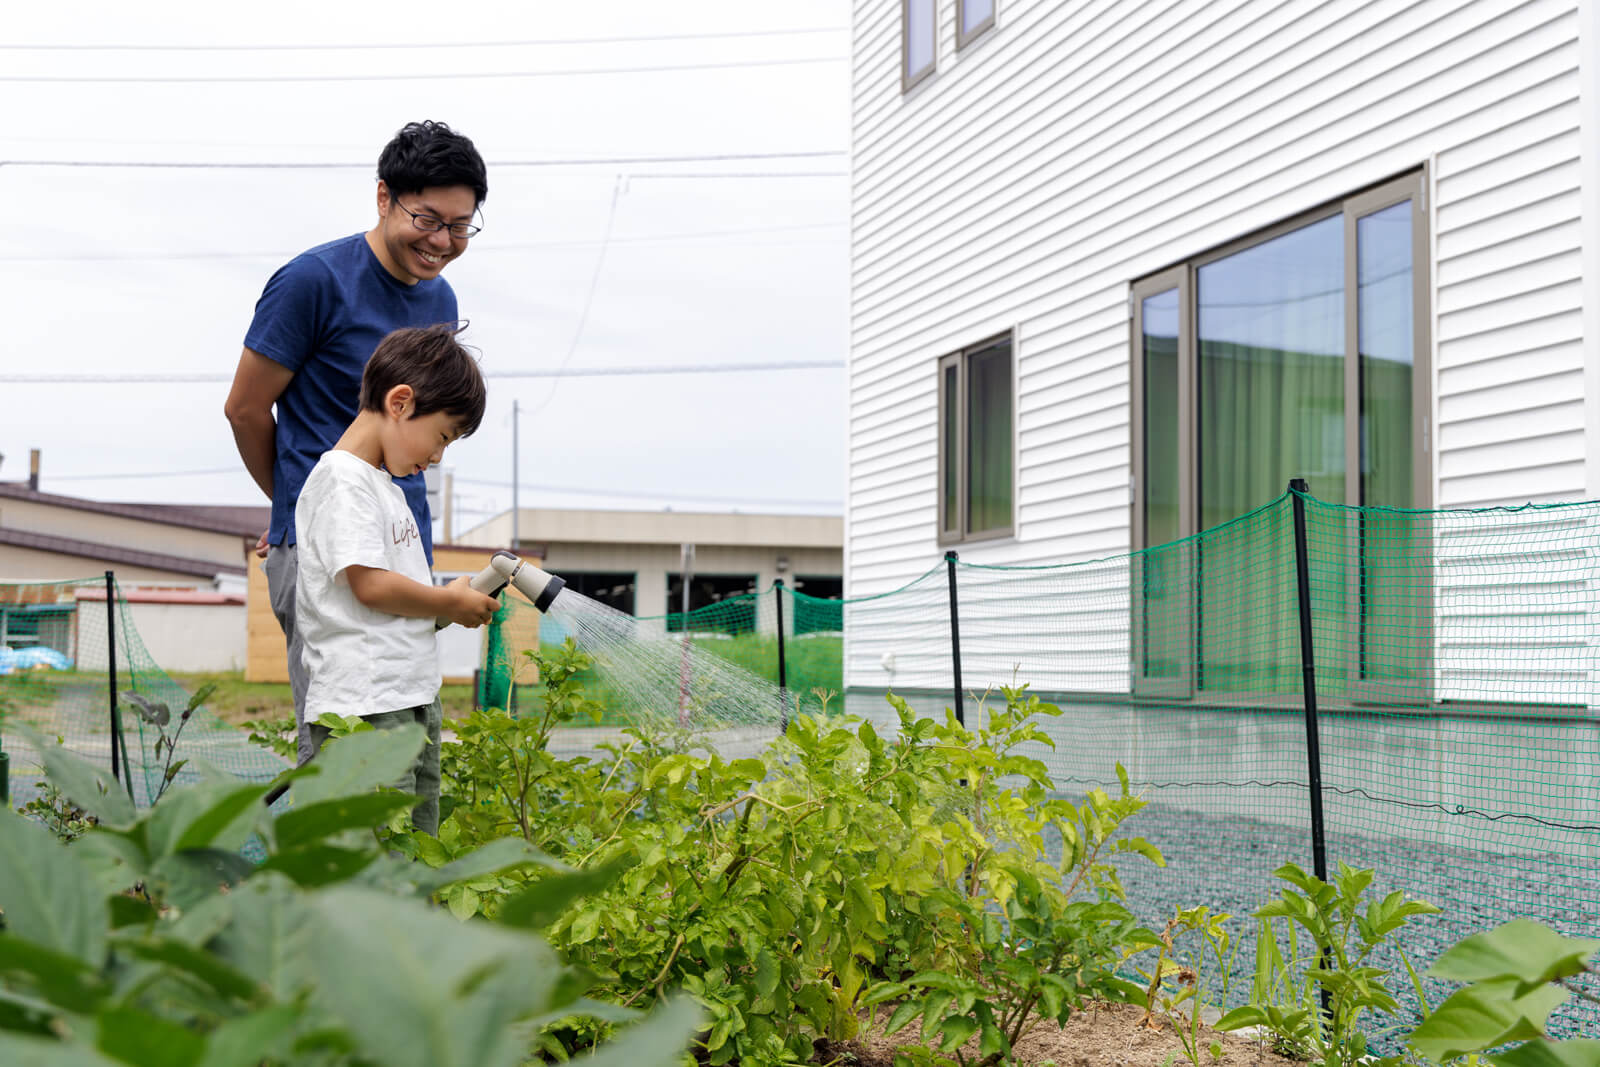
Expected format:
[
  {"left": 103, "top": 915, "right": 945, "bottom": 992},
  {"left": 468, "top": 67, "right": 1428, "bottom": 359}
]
[
  {"left": 937, "top": 1014, "right": 979, "bottom": 1053},
  {"left": 1428, "top": 919, "right": 1600, "bottom": 991},
  {"left": 142, "top": 781, "right": 268, "bottom": 859},
  {"left": 106, "top": 895, "right": 159, "bottom": 929},
  {"left": 1213, "top": 1005, "right": 1269, "bottom": 1031},
  {"left": 17, "top": 724, "right": 137, "bottom": 830},
  {"left": 111, "top": 932, "right": 261, "bottom": 1003},
  {"left": 1492, "top": 1039, "right": 1600, "bottom": 1067},
  {"left": 0, "top": 809, "right": 107, "bottom": 964},
  {"left": 148, "top": 849, "right": 258, "bottom": 912},
  {"left": 258, "top": 845, "right": 378, "bottom": 888},
  {"left": 569, "top": 996, "right": 702, "bottom": 1066},
  {"left": 274, "top": 792, "right": 420, "bottom": 850},
  {"left": 411, "top": 837, "right": 565, "bottom": 895},
  {"left": 497, "top": 862, "right": 625, "bottom": 930},
  {"left": 0, "top": 932, "right": 108, "bottom": 1011},
  {"left": 206, "top": 875, "right": 313, "bottom": 1003},
  {"left": 195, "top": 1003, "right": 302, "bottom": 1067},
  {"left": 303, "top": 885, "right": 565, "bottom": 1067},
  {"left": 1407, "top": 979, "right": 1567, "bottom": 1064},
  {"left": 884, "top": 1000, "right": 922, "bottom": 1036},
  {"left": 289, "top": 725, "right": 427, "bottom": 806},
  {"left": 0, "top": 1033, "right": 125, "bottom": 1066},
  {"left": 97, "top": 1004, "right": 206, "bottom": 1067}
]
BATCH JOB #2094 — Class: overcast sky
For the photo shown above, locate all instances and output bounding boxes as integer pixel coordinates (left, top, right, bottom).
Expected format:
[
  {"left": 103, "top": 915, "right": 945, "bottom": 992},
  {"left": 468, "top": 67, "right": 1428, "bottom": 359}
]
[{"left": 0, "top": 0, "right": 851, "bottom": 539}]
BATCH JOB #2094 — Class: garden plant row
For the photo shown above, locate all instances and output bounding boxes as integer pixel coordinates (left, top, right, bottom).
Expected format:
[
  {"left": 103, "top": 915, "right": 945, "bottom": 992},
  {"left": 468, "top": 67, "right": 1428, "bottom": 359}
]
[{"left": 0, "top": 641, "right": 1595, "bottom": 1065}]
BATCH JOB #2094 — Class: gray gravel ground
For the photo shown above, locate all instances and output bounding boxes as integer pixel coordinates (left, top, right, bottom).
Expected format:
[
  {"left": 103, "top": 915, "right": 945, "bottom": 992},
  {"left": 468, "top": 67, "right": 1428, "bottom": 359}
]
[{"left": 1101, "top": 798, "right": 1599, "bottom": 1054}]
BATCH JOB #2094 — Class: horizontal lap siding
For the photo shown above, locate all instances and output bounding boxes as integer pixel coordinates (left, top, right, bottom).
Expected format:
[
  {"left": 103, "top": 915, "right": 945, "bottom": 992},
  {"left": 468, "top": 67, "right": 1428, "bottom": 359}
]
[{"left": 848, "top": 0, "right": 1587, "bottom": 690}]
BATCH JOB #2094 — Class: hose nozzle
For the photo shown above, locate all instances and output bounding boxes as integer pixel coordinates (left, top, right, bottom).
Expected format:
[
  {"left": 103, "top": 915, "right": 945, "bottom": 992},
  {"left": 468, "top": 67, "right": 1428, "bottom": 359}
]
[
  {"left": 437, "top": 551, "right": 567, "bottom": 629},
  {"left": 487, "top": 551, "right": 566, "bottom": 612}
]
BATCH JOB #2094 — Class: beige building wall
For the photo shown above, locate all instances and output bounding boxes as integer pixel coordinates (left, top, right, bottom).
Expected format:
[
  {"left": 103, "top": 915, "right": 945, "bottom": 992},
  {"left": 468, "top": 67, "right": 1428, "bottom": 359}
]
[
  {"left": 76, "top": 598, "right": 247, "bottom": 673},
  {"left": 0, "top": 543, "right": 209, "bottom": 586}
]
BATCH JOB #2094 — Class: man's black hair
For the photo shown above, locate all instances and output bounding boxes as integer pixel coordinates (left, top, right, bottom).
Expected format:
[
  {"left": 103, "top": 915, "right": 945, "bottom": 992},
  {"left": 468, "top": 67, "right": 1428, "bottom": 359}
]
[
  {"left": 377, "top": 121, "right": 488, "bottom": 206},
  {"left": 361, "top": 323, "right": 487, "bottom": 437}
]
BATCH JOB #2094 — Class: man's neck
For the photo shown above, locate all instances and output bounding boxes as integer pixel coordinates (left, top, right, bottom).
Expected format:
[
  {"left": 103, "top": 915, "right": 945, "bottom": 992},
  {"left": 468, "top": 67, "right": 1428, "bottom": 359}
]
[{"left": 364, "top": 228, "right": 418, "bottom": 286}]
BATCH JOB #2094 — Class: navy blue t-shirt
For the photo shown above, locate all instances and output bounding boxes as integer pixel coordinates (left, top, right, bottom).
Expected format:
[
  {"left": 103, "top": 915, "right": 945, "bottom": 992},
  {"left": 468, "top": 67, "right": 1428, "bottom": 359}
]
[{"left": 244, "top": 233, "right": 457, "bottom": 563}]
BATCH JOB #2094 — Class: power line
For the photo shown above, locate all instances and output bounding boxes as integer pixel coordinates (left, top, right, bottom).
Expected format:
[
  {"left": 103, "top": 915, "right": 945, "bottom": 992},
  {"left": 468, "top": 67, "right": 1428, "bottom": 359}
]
[
  {"left": 0, "top": 150, "right": 843, "bottom": 170},
  {"left": 0, "top": 54, "right": 846, "bottom": 83},
  {"left": 528, "top": 177, "right": 625, "bottom": 419},
  {"left": 0, "top": 360, "right": 845, "bottom": 385},
  {"left": 0, "top": 26, "right": 849, "bottom": 52},
  {"left": 1, "top": 221, "right": 848, "bottom": 264},
  {"left": 453, "top": 476, "right": 840, "bottom": 510},
  {"left": 42, "top": 466, "right": 841, "bottom": 510}
]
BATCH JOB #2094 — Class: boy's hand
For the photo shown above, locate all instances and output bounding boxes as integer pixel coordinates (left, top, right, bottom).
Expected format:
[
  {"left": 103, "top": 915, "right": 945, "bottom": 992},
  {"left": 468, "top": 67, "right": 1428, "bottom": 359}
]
[{"left": 442, "top": 575, "right": 499, "bottom": 628}]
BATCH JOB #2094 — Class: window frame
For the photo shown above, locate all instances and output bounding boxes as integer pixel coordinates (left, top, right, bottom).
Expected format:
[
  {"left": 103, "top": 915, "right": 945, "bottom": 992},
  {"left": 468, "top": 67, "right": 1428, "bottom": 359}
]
[
  {"left": 1128, "top": 170, "right": 1433, "bottom": 708},
  {"left": 937, "top": 330, "right": 1016, "bottom": 546},
  {"left": 956, "top": 0, "right": 996, "bottom": 50},
  {"left": 902, "top": 0, "right": 937, "bottom": 93}
]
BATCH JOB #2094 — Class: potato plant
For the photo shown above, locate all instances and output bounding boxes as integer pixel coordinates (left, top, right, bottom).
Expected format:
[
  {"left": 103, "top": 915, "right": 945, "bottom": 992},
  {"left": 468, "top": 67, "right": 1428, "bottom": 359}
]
[{"left": 412, "top": 643, "right": 1165, "bottom": 1065}]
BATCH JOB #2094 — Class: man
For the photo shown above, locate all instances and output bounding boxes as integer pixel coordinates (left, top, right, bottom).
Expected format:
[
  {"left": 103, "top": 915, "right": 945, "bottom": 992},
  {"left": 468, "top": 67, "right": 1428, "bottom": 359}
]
[{"left": 224, "top": 120, "right": 487, "bottom": 762}]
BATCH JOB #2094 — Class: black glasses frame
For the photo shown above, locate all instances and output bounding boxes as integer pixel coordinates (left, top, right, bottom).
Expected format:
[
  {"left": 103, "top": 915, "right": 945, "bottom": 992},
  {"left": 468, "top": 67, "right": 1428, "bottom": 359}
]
[{"left": 391, "top": 198, "right": 483, "bottom": 239}]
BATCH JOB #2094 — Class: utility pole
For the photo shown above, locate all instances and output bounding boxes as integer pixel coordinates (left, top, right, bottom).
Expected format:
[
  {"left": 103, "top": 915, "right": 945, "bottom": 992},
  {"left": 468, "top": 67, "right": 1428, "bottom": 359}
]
[
  {"left": 511, "top": 399, "right": 519, "bottom": 549},
  {"left": 442, "top": 470, "right": 454, "bottom": 544}
]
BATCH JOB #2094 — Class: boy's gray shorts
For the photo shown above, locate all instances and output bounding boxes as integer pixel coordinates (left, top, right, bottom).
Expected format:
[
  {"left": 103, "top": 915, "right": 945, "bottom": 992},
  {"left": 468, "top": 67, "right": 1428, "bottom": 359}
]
[{"left": 306, "top": 698, "right": 443, "bottom": 836}]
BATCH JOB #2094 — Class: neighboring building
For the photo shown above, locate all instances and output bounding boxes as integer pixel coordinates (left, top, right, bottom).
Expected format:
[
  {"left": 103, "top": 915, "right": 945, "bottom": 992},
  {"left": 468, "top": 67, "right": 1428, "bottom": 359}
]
[
  {"left": 0, "top": 473, "right": 263, "bottom": 672},
  {"left": 847, "top": 0, "right": 1599, "bottom": 696},
  {"left": 0, "top": 480, "right": 261, "bottom": 589},
  {"left": 457, "top": 507, "right": 844, "bottom": 621}
]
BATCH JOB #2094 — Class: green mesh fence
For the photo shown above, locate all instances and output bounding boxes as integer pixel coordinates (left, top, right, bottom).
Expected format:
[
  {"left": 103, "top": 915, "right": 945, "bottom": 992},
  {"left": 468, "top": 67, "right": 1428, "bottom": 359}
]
[{"left": 0, "top": 575, "right": 287, "bottom": 810}]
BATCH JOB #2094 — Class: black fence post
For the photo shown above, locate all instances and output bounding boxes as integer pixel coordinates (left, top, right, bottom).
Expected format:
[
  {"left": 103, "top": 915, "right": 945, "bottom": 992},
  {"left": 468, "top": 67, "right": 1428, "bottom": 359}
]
[
  {"left": 104, "top": 571, "right": 133, "bottom": 802},
  {"left": 774, "top": 579, "right": 790, "bottom": 735},
  {"left": 1288, "top": 481, "right": 1330, "bottom": 884},
  {"left": 945, "top": 551, "right": 965, "bottom": 726}
]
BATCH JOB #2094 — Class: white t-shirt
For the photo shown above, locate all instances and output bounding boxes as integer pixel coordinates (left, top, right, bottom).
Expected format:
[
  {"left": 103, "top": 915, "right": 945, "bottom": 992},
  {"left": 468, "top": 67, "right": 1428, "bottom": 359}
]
[{"left": 294, "top": 449, "right": 439, "bottom": 719}]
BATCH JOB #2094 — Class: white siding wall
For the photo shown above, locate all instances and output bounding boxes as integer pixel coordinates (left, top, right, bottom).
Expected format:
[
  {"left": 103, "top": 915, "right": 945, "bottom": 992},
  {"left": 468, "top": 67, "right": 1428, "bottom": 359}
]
[{"left": 848, "top": 0, "right": 1589, "bottom": 692}]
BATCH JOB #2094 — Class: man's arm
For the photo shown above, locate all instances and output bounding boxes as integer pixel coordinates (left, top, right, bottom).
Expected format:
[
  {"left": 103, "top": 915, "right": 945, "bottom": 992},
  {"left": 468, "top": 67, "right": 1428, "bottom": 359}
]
[
  {"left": 223, "top": 347, "right": 294, "bottom": 500},
  {"left": 345, "top": 568, "right": 499, "bottom": 628}
]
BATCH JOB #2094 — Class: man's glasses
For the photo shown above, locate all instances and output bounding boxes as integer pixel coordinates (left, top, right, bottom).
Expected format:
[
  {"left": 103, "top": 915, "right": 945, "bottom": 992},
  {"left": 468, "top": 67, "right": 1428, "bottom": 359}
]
[{"left": 391, "top": 198, "right": 483, "bottom": 239}]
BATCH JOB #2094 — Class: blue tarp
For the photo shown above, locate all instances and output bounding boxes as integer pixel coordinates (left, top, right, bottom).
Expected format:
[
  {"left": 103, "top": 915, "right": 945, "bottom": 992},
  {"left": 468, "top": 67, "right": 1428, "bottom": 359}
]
[{"left": 0, "top": 646, "right": 73, "bottom": 674}]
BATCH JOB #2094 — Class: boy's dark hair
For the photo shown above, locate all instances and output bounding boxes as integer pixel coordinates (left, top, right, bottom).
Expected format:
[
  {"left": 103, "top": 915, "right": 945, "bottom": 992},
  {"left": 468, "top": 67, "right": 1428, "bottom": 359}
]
[
  {"left": 361, "top": 323, "right": 487, "bottom": 437},
  {"left": 377, "top": 121, "right": 488, "bottom": 206}
]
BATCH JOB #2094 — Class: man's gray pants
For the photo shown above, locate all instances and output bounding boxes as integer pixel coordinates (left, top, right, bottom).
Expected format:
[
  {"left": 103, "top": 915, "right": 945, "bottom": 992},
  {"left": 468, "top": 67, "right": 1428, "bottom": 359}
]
[{"left": 263, "top": 543, "right": 315, "bottom": 764}]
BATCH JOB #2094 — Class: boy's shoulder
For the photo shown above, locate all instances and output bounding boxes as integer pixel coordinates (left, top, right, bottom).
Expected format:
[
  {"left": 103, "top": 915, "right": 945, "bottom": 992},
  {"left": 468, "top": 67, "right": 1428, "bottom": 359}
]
[{"left": 303, "top": 450, "right": 384, "bottom": 499}]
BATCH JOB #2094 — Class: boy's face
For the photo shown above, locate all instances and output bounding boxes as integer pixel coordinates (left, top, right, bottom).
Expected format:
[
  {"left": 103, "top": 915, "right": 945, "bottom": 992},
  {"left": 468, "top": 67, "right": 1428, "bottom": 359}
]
[
  {"left": 382, "top": 404, "right": 466, "bottom": 478},
  {"left": 373, "top": 182, "right": 478, "bottom": 285}
]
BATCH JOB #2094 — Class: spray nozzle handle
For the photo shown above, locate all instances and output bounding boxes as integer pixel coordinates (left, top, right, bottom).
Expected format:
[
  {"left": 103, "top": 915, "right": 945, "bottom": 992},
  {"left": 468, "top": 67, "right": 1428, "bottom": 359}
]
[{"left": 434, "top": 552, "right": 517, "bottom": 630}]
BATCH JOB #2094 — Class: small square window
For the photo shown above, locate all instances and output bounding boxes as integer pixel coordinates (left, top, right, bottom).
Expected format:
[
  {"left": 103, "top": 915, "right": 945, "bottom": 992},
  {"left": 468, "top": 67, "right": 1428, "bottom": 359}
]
[
  {"left": 938, "top": 333, "right": 1014, "bottom": 543},
  {"left": 957, "top": 0, "right": 995, "bottom": 49},
  {"left": 903, "top": 0, "right": 936, "bottom": 92}
]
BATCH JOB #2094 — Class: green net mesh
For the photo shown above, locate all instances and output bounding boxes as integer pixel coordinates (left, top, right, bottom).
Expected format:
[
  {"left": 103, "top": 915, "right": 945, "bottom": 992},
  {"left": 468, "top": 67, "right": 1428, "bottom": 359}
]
[{"left": 0, "top": 576, "right": 287, "bottom": 809}]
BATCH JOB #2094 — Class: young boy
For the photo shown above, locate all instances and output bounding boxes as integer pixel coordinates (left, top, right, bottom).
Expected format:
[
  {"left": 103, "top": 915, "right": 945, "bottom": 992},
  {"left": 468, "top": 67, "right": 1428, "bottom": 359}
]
[{"left": 294, "top": 323, "right": 500, "bottom": 834}]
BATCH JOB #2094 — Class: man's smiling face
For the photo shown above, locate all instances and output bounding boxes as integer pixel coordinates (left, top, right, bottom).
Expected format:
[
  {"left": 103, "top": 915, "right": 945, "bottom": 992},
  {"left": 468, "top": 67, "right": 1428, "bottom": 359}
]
[{"left": 372, "top": 182, "right": 478, "bottom": 285}]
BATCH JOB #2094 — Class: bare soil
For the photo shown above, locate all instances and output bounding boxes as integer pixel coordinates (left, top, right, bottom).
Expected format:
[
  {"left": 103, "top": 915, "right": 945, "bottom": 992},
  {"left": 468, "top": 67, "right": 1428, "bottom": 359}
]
[{"left": 813, "top": 1002, "right": 1301, "bottom": 1067}]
